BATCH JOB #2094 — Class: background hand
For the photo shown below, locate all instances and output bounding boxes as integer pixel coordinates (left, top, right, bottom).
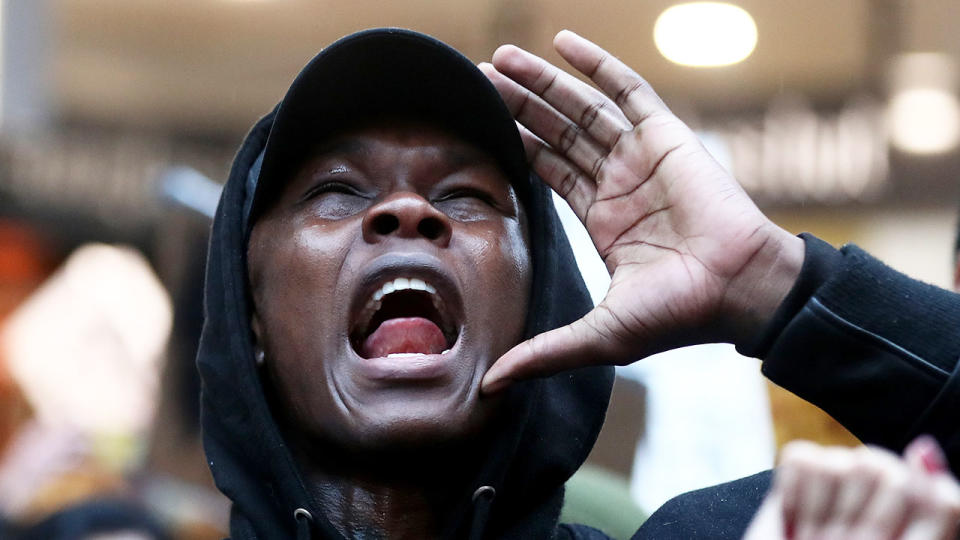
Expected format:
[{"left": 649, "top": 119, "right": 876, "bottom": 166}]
[
  {"left": 480, "top": 30, "right": 804, "bottom": 393},
  {"left": 743, "top": 437, "right": 960, "bottom": 540}
]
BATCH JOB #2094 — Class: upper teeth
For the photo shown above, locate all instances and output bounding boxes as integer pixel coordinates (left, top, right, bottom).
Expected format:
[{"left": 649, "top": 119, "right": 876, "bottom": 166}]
[
  {"left": 372, "top": 277, "right": 437, "bottom": 302},
  {"left": 354, "top": 276, "right": 452, "bottom": 346}
]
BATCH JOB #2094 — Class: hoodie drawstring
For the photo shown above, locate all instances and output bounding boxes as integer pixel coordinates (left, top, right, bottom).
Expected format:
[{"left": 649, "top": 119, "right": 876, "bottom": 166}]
[
  {"left": 468, "top": 485, "right": 496, "bottom": 540},
  {"left": 294, "top": 508, "right": 313, "bottom": 540}
]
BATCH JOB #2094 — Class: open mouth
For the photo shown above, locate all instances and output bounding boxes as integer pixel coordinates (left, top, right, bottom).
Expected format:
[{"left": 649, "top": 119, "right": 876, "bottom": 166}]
[{"left": 350, "top": 277, "right": 460, "bottom": 359}]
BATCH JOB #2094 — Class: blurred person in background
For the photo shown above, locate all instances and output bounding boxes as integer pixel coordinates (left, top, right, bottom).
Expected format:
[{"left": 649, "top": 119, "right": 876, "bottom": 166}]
[
  {"left": 0, "top": 239, "right": 184, "bottom": 537},
  {"left": 198, "top": 27, "right": 960, "bottom": 539},
  {"left": 3, "top": 498, "right": 171, "bottom": 540}
]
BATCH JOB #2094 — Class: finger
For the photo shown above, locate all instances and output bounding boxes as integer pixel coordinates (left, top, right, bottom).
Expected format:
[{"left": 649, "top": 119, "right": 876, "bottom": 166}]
[
  {"left": 776, "top": 441, "right": 825, "bottom": 538},
  {"left": 901, "top": 518, "right": 960, "bottom": 540},
  {"left": 895, "top": 471, "right": 960, "bottom": 540},
  {"left": 793, "top": 450, "right": 848, "bottom": 539},
  {"left": 849, "top": 451, "right": 913, "bottom": 539},
  {"left": 913, "top": 474, "right": 960, "bottom": 540},
  {"left": 900, "top": 436, "right": 960, "bottom": 539},
  {"left": 553, "top": 29, "right": 670, "bottom": 126},
  {"left": 481, "top": 305, "right": 627, "bottom": 394},
  {"left": 505, "top": 117, "right": 596, "bottom": 222},
  {"left": 901, "top": 445, "right": 960, "bottom": 540},
  {"left": 488, "top": 45, "right": 632, "bottom": 149},
  {"left": 825, "top": 447, "right": 876, "bottom": 530},
  {"left": 480, "top": 61, "right": 610, "bottom": 183},
  {"left": 904, "top": 435, "right": 949, "bottom": 474},
  {"left": 773, "top": 443, "right": 806, "bottom": 535}
]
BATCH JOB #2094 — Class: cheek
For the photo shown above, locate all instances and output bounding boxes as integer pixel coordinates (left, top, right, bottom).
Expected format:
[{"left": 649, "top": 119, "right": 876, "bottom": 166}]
[
  {"left": 497, "top": 220, "right": 532, "bottom": 295},
  {"left": 251, "top": 221, "right": 354, "bottom": 357},
  {"left": 466, "top": 218, "right": 531, "bottom": 327},
  {"left": 265, "top": 221, "right": 350, "bottom": 292}
]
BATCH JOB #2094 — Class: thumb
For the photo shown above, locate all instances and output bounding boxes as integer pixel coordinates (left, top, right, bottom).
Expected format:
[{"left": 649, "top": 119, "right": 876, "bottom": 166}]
[
  {"left": 481, "top": 306, "right": 621, "bottom": 394},
  {"left": 904, "top": 435, "right": 949, "bottom": 474}
]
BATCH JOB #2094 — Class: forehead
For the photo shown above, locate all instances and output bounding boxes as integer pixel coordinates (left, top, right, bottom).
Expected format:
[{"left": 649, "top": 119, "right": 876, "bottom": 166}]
[{"left": 301, "top": 121, "right": 496, "bottom": 168}]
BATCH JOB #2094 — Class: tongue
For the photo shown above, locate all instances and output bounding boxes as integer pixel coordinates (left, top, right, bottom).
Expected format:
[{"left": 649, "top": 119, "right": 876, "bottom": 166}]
[{"left": 360, "top": 317, "right": 448, "bottom": 358}]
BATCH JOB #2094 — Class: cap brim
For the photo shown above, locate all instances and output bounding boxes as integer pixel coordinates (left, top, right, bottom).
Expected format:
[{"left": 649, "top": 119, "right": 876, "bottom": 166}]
[{"left": 252, "top": 28, "right": 529, "bottom": 219}]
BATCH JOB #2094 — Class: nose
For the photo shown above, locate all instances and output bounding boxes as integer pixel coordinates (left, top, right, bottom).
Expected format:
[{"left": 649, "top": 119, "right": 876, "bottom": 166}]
[{"left": 361, "top": 192, "right": 452, "bottom": 247}]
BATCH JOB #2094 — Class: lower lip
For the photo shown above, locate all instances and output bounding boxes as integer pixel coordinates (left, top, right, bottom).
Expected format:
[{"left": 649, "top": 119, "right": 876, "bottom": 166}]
[{"left": 352, "top": 337, "right": 461, "bottom": 382}]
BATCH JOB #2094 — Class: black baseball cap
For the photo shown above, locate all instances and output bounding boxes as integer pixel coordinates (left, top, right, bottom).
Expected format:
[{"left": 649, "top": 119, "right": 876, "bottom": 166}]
[{"left": 250, "top": 27, "right": 530, "bottom": 222}]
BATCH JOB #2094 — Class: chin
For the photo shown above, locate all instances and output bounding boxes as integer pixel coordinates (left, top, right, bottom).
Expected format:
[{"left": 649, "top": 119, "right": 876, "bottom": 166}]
[{"left": 347, "top": 394, "right": 497, "bottom": 452}]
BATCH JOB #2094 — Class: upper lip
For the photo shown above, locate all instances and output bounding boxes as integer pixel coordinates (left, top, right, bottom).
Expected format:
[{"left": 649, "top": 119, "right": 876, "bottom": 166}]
[{"left": 347, "top": 254, "right": 465, "bottom": 353}]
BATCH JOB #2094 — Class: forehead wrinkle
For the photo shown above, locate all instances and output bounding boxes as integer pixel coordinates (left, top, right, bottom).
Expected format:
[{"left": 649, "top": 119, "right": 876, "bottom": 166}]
[
  {"left": 310, "top": 137, "right": 372, "bottom": 161},
  {"left": 436, "top": 145, "right": 492, "bottom": 170}
]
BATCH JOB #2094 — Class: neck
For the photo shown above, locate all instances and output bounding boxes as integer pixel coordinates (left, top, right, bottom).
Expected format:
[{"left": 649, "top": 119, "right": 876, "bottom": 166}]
[
  {"left": 295, "top": 441, "right": 484, "bottom": 540},
  {"left": 307, "top": 471, "right": 440, "bottom": 539}
]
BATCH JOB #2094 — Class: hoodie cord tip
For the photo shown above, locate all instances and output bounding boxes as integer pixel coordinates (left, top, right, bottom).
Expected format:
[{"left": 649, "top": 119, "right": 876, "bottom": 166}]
[
  {"left": 294, "top": 508, "right": 313, "bottom": 540},
  {"left": 468, "top": 486, "right": 496, "bottom": 540}
]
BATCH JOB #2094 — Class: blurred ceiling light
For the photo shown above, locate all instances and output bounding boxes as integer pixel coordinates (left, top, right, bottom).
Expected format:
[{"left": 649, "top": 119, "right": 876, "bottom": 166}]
[
  {"left": 886, "top": 53, "right": 960, "bottom": 154},
  {"left": 887, "top": 88, "right": 960, "bottom": 154},
  {"left": 653, "top": 2, "right": 757, "bottom": 67}
]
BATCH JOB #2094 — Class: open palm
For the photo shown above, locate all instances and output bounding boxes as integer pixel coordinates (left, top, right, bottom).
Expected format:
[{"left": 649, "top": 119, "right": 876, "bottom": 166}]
[{"left": 481, "top": 31, "right": 803, "bottom": 393}]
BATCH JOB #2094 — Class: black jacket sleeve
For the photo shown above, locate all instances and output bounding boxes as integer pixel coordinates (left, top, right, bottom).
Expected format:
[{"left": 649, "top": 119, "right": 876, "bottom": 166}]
[
  {"left": 741, "top": 233, "right": 960, "bottom": 475},
  {"left": 636, "top": 233, "right": 960, "bottom": 539},
  {"left": 630, "top": 471, "right": 773, "bottom": 540}
]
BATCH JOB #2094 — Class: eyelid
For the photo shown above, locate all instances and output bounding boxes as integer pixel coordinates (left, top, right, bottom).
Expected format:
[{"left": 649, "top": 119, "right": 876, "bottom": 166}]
[
  {"left": 299, "top": 179, "right": 366, "bottom": 203},
  {"left": 435, "top": 187, "right": 499, "bottom": 206}
]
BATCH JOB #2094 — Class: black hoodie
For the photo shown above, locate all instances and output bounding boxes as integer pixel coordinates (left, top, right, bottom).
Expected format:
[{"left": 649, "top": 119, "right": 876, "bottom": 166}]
[{"left": 196, "top": 31, "right": 616, "bottom": 539}]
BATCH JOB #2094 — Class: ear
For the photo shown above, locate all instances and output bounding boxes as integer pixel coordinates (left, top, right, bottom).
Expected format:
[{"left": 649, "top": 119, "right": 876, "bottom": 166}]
[
  {"left": 251, "top": 310, "right": 263, "bottom": 346},
  {"left": 250, "top": 312, "right": 267, "bottom": 367}
]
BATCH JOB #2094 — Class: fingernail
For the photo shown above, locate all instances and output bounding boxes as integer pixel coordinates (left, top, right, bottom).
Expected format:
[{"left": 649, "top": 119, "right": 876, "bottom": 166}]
[{"left": 908, "top": 434, "right": 948, "bottom": 473}]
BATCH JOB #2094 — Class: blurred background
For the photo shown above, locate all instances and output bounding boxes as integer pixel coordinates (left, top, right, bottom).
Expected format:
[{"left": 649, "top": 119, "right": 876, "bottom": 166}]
[{"left": 1, "top": 0, "right": 958, "bottom": 538}]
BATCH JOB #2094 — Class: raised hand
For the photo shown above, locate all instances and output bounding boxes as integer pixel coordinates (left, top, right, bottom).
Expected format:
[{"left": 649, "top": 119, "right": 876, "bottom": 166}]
[
  {"left": 480, "top": 30, "right": 804, "bottom": 393},
  {"left": 744, "top": 437, "right": 960, "bottom": 540}
]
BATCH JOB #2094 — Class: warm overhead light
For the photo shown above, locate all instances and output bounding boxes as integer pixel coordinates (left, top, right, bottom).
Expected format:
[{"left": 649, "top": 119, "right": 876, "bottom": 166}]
[
  {"left": 887, "top": 88, "right": 960, "bottom": 154},
  {"left": 654, "top": 2, "right": 757, "bottom": 67},
  {"left": 886, "top": 53, "right": 960, "bottom": 154}
]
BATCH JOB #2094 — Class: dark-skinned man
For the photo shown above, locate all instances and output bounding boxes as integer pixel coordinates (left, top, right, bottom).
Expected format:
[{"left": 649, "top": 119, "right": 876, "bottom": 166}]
[{"left": 198, "top": 28, "right": 960, "bottom": 539}]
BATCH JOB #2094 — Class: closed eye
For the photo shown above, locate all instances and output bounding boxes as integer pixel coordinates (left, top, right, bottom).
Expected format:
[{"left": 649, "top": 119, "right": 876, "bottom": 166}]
[
  {"left": 300, "top": 181, "right": 367, "bottom": 203},
  {"left": 434, "top": 188, "right": 498, "bottom": 208}
]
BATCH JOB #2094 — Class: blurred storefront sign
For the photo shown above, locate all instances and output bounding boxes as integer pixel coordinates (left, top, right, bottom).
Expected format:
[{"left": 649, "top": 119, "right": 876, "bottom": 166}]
[
  {"left": 700, "top": 94, "right": 890, "bottom": 205},
  {"left": 0, "top": 128, "right": 233, "bottom": 230},
  {"left": 0, "top": 93, "right": 920, "bottom": 220}
]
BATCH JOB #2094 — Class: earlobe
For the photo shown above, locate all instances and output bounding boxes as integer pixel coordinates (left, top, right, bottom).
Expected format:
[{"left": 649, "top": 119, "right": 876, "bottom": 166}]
[{"left": 251, "top": 313, "right": 266, "bottom": 367}]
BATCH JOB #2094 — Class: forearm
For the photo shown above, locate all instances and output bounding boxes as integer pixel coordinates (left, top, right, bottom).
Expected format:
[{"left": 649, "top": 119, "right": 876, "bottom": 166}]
[{"left": 745, "top": 234, "right": 960, "bottom": 472}]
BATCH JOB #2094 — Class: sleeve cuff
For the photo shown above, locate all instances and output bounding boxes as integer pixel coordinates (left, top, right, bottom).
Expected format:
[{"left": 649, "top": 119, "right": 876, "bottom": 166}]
[{"left": 736, "top": 233, "right": 842, "bottom": 358}]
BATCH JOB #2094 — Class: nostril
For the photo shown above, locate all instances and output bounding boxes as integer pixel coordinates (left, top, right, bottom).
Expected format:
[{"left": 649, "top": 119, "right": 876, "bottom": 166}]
[
  {"left": 371, "top": 214, "right": 399, "bottom": 235},
  {"left": 417, "top": 217, "right": 445, "bottom": 240}
]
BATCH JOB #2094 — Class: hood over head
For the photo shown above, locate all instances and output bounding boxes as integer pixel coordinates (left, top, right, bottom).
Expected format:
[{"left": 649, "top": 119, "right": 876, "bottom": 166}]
[{"left": 197, "top": 28, "right": 614, "bottom": 539}]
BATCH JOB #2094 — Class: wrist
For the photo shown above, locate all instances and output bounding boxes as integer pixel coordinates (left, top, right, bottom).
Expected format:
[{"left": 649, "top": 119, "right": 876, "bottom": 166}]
[{"left": 723, "top": 226, "right": 805, "bottom": 350}]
